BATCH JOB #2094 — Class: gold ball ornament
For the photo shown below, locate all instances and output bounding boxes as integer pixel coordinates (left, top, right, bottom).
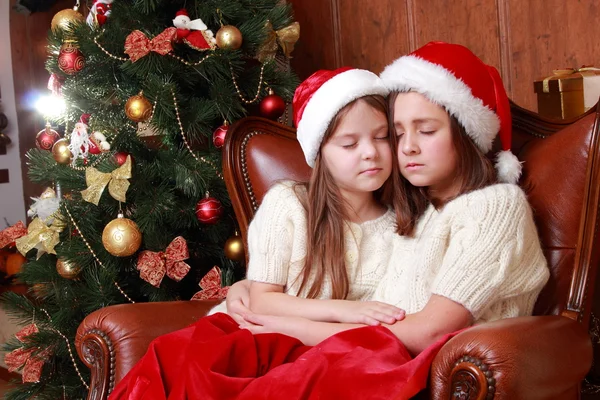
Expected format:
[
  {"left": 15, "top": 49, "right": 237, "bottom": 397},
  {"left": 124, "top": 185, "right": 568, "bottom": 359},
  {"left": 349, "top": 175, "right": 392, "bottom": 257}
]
[
  {"left": 56, "top": 258, "right": 81, "bottom": 279},
  {"left": 224, "top": 234, "right": 245, "bottom": 262},
  {"left": 52, "top": 138, "right": 73, "bottom": 164},
  {"left": 125, "top": 94, "right": 153, "bottom": 123},
  {"left": 31, "top": 283, "right": 50, "bottom": 298},
  {"left": 51, "top": 8, "right": 85, "bottom": 32},
  {"left": 216, "top": 25, "right": 243, "bottom": 50},
  {"left": 102, "top": 214, "right": 142, "bottom": 257}
]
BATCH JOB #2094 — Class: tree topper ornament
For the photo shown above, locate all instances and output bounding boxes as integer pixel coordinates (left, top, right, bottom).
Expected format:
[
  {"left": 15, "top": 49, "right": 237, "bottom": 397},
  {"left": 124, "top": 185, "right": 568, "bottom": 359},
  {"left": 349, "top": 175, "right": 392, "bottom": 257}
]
[{"left": 172, "top": 9, "right": 216, "bottom": 51}]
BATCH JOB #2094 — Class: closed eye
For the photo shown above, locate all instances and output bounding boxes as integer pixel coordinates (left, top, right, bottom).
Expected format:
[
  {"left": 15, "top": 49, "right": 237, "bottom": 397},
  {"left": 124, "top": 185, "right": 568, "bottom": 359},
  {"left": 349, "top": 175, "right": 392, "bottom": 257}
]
[
  {"left": 375, "top": 135, "right": 389, "bottom": 140},
  {"left": 342, "top": 143, "right": 357, "bottom": 149}
]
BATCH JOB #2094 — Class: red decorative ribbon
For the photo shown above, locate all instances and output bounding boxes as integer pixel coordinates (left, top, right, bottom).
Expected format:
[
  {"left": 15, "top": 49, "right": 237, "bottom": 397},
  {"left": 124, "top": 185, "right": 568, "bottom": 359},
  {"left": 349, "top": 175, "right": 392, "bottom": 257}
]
[
  {"left": 124, "top": 27, "right": 177, "bottom": 62},
  {"left": 0, "top": 221, "right": 27, "bottom": 249},
  {"left": 136, "top": 236, "right": 190, "bottom": 287},
  {"left": 4, "top": 324, "right": 49, "bottom": 383},
  {"left": 191, "top": 266, "right": 230, "bottom": 300}
]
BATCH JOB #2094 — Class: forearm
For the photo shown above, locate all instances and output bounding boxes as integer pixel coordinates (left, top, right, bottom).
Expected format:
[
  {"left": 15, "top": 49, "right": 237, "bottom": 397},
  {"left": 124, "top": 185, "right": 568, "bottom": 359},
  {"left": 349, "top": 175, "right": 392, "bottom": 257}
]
[
  {"left": 250, "top": 291, "right": 341, "bottom": 322},
  {"left": 282, "top": 313, "right": 468, "bottom": 354},
  {"left": 276, "top": 318, "right": 363, "bottom": 345}
]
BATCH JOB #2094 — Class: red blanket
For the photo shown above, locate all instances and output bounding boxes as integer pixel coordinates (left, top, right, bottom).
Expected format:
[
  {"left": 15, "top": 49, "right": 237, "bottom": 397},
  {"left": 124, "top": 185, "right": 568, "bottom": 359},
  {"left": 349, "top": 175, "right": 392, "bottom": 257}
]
[{"left": 109, "top": 313, "right": 456, "bottom": 400}]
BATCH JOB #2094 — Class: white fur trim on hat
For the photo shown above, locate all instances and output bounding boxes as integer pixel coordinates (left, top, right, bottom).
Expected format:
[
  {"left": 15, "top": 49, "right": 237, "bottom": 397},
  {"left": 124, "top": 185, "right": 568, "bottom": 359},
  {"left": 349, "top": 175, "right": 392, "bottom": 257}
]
[
  {"left": 380, "top": 55, "right": 499, "bottom": 153},
  {"left": 297, "top": 69, "right": 389, "bottom": 167},
  {"left": 495, "top": 150, "right": 522, "bottom": 183}
]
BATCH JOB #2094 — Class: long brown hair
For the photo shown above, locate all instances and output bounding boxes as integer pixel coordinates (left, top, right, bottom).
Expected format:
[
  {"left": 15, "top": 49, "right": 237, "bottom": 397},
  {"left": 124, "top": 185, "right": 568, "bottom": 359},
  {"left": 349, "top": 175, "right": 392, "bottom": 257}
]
[
  {"left": 294, "top": 94, "right": 395, "bottom": 299},
  {"left": 387, "top": 91, "right": 497, "bottom": 237}
]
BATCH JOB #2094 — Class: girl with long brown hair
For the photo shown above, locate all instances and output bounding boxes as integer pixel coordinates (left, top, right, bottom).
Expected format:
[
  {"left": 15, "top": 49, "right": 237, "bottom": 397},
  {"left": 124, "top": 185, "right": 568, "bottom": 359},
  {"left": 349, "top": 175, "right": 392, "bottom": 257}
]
[
  {"left": 242, "top": 67, "right": 406, "bottom": 326},
  {"left": 237, "top": 42, "right": 549, "bottom": 359},
  {"left": 111, "top": 44, "right": 550, "bottom": 400}
]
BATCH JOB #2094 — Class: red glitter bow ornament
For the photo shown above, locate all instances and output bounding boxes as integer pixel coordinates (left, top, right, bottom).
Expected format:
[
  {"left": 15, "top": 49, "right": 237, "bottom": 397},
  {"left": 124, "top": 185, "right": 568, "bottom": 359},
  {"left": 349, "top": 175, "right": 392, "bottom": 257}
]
[
  {"left": 136, "top": 236, "right": 190, "bottom": 287},
  {"left": 4, "top": 324, "right": 50, "bottom": 383},
  {"left": 0, "top": 221, "right": 27, "bottom": 248},
  {"left": 191, "top": 266, "right": 230, "bottom": 300},
  {"left": 124, "top": 27, "right": 177, "bottom": 62}
]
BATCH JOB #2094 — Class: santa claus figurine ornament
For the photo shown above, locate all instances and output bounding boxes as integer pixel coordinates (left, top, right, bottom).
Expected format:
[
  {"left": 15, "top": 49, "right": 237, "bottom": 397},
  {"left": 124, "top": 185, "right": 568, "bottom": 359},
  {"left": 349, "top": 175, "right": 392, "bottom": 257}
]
[
  {"left": 172, "top": 9, "right": 217, "bottom": 51},
  {"left": 86, "top": 0, "right": 113, "bottom": 27}
]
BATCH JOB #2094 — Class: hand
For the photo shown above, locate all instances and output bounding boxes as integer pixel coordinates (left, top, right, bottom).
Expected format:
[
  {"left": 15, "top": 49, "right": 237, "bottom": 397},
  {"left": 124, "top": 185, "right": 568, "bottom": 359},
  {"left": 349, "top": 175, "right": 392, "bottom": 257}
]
[
  {"left": 331, "top": 300, "right": 405, "bottom": 326},
  {"left": 226, "top": 279, "right": 251, "bottom": 325}
]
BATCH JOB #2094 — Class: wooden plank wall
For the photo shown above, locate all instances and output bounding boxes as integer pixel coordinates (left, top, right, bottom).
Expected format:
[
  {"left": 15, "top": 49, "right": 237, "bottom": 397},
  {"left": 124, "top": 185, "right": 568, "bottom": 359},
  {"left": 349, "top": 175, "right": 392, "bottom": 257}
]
[
  {"left": 8, "top": 1, "right": 600, "bottom": 206},
  {"left": 289, "top": 0, "right": 600, "bottom": 112}
]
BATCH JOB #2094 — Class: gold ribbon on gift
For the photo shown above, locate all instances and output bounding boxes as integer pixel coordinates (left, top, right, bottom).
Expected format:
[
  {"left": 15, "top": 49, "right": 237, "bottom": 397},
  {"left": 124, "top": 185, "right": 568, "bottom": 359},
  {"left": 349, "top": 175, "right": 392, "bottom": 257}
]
[
  {"left": 81, "top": 155, "right": 132, "bottom": 206},
  {"left": 15, "top": 217, "right": 64, "bottom": 259},
  {"left": 542, "top": 66, "right": 600, "bottom": 93},
  {"left": 257, "top": 21, "right": 300, "bottom": 62}
]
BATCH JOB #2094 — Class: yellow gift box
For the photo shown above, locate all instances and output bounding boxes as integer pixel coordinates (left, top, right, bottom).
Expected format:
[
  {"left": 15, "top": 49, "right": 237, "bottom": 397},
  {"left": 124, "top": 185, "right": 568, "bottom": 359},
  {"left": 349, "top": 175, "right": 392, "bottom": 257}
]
[{"left": 534, "top": 67, "right": 600, "bottom": 119}]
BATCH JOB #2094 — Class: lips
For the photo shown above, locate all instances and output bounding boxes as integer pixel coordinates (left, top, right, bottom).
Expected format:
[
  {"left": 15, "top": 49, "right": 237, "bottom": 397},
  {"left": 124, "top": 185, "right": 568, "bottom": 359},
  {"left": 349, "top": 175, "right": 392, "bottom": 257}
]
[
  {"left": 404, "top": 163, "right": 423, "bottom": 169},
  {"left": 360, "top": 167, "right": 383, "bottom": 175}
]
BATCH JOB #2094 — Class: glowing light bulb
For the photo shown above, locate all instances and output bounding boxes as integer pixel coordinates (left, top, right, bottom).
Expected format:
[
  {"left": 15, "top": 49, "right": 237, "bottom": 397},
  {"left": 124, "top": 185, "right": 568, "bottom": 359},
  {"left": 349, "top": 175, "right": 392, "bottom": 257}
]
[{"left": 35, "top": 94, "right": 66, "bottom": 119}]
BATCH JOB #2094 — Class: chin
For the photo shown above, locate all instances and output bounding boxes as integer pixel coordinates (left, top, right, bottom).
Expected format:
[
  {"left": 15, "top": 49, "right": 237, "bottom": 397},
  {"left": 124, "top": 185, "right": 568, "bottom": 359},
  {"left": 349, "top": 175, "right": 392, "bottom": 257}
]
[{"left": 404, "top": 177, "right": 430, "bottom": 188}]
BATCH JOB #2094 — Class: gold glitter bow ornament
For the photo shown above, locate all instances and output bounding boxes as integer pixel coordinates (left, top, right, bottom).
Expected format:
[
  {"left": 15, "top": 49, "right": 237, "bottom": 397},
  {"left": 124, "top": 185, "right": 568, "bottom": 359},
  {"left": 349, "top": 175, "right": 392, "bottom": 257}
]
[
  {"left": 136, "top": 236, "right": 191, "bottom": 287},
  {"left": 81, "top": 155, "right": 132, "bottom": 206},
  {"left": 256, "top": 21, "right": 300, "bottom": 62},
  {"left": 4, "top": 323, "right": 51, "bottom": 383},
  {"left": 15, "top": 217, "right": 64, "bottom": 259}
]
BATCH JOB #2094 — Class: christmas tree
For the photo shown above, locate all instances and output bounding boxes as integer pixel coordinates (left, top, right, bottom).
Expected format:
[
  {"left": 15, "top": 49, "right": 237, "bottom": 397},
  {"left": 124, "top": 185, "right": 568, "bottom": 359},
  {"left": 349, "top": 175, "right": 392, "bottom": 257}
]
[{"left": 0, "top": 0, "right": 299, "bottom": 398}]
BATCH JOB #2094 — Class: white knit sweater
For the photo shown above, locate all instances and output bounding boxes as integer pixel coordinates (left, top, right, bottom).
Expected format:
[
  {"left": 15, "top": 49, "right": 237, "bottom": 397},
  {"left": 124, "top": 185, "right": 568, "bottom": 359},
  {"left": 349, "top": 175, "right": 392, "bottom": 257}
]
[
  {"left": 373, "top": 183, "right": 549, "bottom": 323},
  {"left": 246, "top": 181, "right": 397, "bottom": 300}
]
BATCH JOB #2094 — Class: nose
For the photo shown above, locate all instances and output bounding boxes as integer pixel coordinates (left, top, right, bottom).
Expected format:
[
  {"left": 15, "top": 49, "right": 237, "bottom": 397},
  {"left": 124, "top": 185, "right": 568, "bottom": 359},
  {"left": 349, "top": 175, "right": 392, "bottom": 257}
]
[
  {"left": 362, "top": 139, "right": 378, "bottom": 160},
  {"left": 400, "top": 132, "right": 419, "bottom": 155}
]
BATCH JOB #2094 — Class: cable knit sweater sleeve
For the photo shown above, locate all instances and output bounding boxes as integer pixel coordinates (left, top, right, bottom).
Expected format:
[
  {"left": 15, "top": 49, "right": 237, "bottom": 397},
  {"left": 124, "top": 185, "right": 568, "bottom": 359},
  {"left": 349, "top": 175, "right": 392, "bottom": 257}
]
[
  {"left": 245, "top": 181, "right": 305, "bottom": 286},
  {"left": 432, "top": 184, "right": 549, "bottom": 320}
]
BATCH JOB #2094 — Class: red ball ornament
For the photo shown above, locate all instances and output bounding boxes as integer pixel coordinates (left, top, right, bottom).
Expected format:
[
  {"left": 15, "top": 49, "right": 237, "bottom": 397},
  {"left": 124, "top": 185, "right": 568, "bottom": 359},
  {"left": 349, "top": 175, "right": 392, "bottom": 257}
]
[
  {"left": 259, "top": 90, "right": 286, "bottom": 120},
  {"left": 36, "top": 124, "right": 60, "bottom": 150},
  {"left": 212, "top": 122, "right": 229, "bottom": 149},
  {"left": 114, "top": 152, "right": 131, "bottom": 166},
  {"left": 195, "top": 193, "right": 224, "bottom": 224},
  {"left": 58, "top": 42, "right": 85, "bottom": 75}
]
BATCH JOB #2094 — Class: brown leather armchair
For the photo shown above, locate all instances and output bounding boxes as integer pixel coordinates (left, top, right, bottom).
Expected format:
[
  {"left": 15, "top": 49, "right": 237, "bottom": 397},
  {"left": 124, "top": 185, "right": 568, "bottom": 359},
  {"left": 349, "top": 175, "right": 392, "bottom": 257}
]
[{"left": 76, "top": 102, "right": 600, "bottom": 400}]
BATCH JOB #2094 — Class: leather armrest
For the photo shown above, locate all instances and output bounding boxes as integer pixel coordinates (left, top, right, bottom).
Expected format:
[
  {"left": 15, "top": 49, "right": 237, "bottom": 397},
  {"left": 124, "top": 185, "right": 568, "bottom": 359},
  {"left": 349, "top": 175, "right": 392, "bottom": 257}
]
[
  {"left": 75, "top": 300, "right": 219, "bottom": 400},
  {"left": 429, "top": 315, "right": 592, "bottom": 400}
]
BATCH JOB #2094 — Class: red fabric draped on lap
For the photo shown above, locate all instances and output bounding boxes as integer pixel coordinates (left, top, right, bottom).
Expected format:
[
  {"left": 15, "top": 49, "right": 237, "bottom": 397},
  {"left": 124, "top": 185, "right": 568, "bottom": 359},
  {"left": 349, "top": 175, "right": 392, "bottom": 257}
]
[{"left": 109, "top": 313, "right": 457, "bottom": 400}]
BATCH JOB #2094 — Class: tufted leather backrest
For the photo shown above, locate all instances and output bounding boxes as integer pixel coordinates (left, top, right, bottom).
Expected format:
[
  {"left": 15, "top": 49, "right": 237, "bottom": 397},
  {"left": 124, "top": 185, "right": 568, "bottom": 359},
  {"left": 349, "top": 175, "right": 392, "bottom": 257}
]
[
  {"left": 509, "top": 104, "right": 600, "bottom": 325},
  {"left": 223, "top": 105, "right": 600, "bottom": 325}
]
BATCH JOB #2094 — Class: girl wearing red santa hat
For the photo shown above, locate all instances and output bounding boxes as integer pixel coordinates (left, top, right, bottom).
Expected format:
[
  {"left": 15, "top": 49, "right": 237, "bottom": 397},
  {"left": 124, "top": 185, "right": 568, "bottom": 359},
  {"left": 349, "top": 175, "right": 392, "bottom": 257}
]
[
  {"left": 108, "top": 43, "right": 549, "bottom": 400},
  {"left": 235, "top": 42, "right": 548, "bottom": 357},
  {"left": 109, "top": 68, "right": 434, "bottom": 400}
]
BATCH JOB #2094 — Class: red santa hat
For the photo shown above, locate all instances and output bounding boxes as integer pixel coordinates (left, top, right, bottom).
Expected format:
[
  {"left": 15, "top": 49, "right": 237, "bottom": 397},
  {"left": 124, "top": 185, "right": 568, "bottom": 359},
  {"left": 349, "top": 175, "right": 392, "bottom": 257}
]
[
  {"left": 175, "top": 9, "right": 189, "bottom": 17},
  {"left": 293, "top": 67, "right": 389, "bottom": 167},
  {"left": 380, "top": 41, "right": 521, "bottom": 183}
]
